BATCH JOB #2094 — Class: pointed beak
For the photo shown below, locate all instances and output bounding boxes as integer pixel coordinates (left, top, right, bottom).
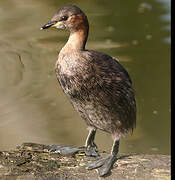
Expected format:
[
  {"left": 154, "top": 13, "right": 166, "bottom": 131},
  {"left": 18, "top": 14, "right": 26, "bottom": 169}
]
[
  {"left": 40, "top": 20, "right": 58, "bottom": 30},
  {"left": 40, "top": 20, "right": 65, "bottom": 30}
]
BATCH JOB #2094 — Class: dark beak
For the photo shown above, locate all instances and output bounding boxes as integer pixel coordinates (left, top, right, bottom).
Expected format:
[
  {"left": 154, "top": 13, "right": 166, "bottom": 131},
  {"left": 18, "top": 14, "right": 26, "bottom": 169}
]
[{"left": 40, "top": 20, "right": 57, "bottom": 30}]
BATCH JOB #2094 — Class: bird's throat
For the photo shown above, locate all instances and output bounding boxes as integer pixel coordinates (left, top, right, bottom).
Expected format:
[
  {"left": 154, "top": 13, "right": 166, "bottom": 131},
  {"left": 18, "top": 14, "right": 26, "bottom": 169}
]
[{"left": 61, "top": 29, "right": 88, "bottom": 53}]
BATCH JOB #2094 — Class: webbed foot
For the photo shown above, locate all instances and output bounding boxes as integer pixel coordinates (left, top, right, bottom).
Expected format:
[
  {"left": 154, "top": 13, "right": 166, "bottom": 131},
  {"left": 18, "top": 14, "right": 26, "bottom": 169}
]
[
  {"left": 49, "top": 145, "right": 84, "bottom": 156},
  {"left": 49, "top": 144, "right": 99, "bottom": 157},
  {"left": 86, "top": 154, "right": 117, "bottom": 177}
]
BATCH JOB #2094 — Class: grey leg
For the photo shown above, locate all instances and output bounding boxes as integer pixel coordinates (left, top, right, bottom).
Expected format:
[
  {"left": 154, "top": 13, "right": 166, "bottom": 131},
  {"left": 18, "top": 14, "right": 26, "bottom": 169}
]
[
  {"left": 86, "top": 139, "right": 119, "bottom": 177},
  {"left": 84, "top": 128, "right": 99, "bottom": 157}
]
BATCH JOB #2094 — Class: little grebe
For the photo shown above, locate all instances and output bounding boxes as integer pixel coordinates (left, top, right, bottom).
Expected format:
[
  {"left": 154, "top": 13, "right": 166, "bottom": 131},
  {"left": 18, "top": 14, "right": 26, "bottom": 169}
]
[{"left": 41, "top": 5, "right": 136, "bottom": 177}]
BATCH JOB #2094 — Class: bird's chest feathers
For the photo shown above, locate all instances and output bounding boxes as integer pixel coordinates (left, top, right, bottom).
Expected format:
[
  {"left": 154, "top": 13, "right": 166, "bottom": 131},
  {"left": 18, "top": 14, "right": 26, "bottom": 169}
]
[{"left": 55, "top": 53, "right": 91, "bottom": 98}]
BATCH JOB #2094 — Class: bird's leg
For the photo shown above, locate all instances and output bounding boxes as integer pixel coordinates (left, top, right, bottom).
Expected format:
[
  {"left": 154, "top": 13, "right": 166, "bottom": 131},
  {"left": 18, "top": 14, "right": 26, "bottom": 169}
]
[
  {"left": 84, "top": 128, "right": 99, "bottom": 157},
  {"left": 86, "top": 139, "right": 119, "bottom": 177}
]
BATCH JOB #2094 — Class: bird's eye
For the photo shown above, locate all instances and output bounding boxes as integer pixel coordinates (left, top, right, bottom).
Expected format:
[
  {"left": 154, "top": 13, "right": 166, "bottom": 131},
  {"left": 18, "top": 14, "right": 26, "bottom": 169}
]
[{"left": 60, "top": 16, "right": 68, "bottom": 21}]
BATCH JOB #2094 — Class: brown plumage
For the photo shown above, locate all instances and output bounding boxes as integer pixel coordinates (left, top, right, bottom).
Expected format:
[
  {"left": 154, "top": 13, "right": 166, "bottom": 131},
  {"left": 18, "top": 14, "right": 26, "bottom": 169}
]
[{"left": 41, "top": 5, "right": 136, "bottom": 177}]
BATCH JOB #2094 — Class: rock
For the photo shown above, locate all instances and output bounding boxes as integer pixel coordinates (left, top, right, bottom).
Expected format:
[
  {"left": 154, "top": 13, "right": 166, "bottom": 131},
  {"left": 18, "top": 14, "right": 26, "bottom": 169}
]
[{"left": 0, "top": 142, "right": 170, "bottom": 180}]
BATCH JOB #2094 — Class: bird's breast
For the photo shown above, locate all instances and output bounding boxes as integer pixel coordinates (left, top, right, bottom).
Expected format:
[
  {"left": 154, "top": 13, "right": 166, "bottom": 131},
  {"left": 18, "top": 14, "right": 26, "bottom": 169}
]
[{"left": 55, "top": 54, "right": 92, "bottom": 100}]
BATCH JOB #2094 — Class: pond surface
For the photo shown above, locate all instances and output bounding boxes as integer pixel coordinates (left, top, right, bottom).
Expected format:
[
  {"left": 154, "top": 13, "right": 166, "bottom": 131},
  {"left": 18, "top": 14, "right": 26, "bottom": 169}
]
[{"left": 0, "top": 0, "right": 170, "bottom": 155}]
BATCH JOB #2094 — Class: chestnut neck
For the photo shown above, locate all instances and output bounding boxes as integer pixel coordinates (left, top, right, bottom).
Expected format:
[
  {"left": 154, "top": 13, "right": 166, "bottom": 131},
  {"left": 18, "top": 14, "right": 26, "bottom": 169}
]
[{"left": 61, "top": 21, "right": 89, "bottom": 53}]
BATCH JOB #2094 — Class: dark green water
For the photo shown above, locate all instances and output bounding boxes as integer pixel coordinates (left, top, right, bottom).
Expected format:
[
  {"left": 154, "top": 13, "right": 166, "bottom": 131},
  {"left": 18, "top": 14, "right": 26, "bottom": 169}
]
[{"left": 0, "top": 0, "right": 170, "bottom": 155}]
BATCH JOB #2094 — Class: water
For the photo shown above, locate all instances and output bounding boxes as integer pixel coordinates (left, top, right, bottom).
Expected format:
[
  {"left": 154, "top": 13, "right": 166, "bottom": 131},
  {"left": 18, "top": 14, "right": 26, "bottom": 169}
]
[{"left": 0, "top": 0, "right": 170, "bottom": 155}]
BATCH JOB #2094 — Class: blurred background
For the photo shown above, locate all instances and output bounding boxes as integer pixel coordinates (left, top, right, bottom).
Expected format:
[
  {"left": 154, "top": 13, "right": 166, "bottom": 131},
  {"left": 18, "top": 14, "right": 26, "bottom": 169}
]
[{"left": 0, "top": 0, "right": 170, "bottom": 155}]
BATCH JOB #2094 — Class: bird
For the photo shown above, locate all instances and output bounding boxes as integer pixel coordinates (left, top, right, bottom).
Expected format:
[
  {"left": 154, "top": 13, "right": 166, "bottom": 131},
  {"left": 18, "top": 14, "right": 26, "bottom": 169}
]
[{"left": 41, "top": 5, "right": 136, "bottom": 177}]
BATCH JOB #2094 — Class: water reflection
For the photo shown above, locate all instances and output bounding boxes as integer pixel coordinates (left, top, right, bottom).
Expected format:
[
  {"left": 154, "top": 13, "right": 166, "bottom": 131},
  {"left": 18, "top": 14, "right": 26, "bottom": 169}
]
[{"left": 0, "top": 0, "right": 170, "bottom": 155}]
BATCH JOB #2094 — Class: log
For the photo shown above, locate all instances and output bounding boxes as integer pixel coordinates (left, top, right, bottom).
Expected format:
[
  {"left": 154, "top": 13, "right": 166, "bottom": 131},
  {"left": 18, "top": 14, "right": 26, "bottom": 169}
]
[{"left": 0, "top": 142, "right": 170, "bottom": 180}]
